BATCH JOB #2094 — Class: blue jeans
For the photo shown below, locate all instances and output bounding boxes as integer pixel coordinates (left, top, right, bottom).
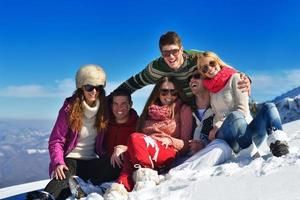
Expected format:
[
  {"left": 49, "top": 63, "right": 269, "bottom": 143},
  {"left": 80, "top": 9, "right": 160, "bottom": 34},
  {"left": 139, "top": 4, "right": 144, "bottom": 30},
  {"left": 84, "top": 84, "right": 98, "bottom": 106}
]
[{"left": 217, "top": 103, "right": 283, "bottom": 153}]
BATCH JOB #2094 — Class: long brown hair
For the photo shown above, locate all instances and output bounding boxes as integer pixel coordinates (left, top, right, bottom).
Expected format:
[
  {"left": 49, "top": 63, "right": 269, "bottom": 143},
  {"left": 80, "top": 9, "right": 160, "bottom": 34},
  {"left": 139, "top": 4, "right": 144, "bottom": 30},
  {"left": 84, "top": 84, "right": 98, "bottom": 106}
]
[
  {"left": 68, "top": 87, "right": 109, "bottom": 133},
  {"left": 136, "top": 76, "right": 187, "bottom": 132}
]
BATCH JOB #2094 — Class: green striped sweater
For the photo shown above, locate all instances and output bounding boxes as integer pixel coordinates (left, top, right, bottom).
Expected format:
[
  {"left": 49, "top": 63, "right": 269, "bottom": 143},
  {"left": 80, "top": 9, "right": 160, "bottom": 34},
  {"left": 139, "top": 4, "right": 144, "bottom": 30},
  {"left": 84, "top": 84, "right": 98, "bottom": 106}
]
[{"left": 115, "top": 49, "right": 202, "bottom": 98}]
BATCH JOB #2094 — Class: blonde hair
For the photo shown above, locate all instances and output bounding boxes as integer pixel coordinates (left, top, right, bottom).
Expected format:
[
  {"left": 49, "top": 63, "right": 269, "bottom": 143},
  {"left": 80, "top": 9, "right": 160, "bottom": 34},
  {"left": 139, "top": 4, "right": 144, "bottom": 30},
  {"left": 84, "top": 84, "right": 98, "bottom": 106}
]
[{"left": 197, "top": 51, "right": 231, "bottom": 78}]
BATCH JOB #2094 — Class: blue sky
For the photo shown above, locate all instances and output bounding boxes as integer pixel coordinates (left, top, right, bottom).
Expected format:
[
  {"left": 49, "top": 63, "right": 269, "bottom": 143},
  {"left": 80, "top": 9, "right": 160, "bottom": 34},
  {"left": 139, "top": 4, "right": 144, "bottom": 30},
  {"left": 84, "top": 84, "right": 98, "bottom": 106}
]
[{"left": 0, "top": 0, "right": 300, "bottom": 119}]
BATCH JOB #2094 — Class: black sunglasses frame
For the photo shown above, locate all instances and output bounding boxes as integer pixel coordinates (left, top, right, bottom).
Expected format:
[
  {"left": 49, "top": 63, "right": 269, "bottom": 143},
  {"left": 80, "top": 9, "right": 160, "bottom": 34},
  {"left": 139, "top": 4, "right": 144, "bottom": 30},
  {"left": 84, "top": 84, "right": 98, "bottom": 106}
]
[
  {"left": 83, "top": 84, "right": 103, "bottom": 92},
  {"left": 159, "top": 89, "right": 178, "bottom": 97},
  {"left": 200, "top": 60, "right": 217, "bottom": 74},
  {"left": 161, "top": 49, "right": 180, "bottom": 58},
  {"left": 188, "top": 73, "right": 202, "bottom": 82}
]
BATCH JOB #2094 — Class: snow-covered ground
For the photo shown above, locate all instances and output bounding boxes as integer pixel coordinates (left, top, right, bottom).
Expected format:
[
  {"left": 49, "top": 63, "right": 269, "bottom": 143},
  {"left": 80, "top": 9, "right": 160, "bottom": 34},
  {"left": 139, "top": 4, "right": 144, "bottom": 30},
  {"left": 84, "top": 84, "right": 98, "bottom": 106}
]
[
  {"left": 0, "top": 180, "right": 49, "bottom": 199},
  {"left": 1, "top": 119, "right": 299, "bottom": 200},
  {"left": 84, "top": 119, "right": 300, "bottom": 200}
]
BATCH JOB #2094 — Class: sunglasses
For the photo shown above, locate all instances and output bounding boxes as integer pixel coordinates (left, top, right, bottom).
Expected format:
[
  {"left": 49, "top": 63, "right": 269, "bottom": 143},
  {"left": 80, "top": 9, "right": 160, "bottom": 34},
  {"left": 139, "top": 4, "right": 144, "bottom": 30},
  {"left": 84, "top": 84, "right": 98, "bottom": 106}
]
[
  {"left": 161, "top": 49, "right": 180, "bottom": 58},
  {"left": 160, "top": 89, "right": 178, "bottom": 97},
  {"left": 200, "top": 60, "right": 217, "bottom": 74},
  {"left": 188, "top": 73, "right": 202, "bottom": 82},
  {"left": 83, "top": 84, "right": 103, "bottom": 92}
]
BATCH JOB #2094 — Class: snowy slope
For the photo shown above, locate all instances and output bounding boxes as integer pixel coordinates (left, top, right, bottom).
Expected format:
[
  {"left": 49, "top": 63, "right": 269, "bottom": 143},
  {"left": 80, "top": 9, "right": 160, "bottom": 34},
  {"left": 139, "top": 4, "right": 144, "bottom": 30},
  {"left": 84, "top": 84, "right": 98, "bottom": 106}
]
[
  {"left": 252, "top": 86, "right": 300, "bottom": 124},
  {"left": 274, "top": 97, "right": 300, "bottom": 123},
  {"left": 126, "top": 120, "right": 300, "bottom": 200},
  {"left": 272, "top": 86, "right": 300, "bottom": 123},
  {"left": 0, "top": 180, "right": 49, "bottom": 199},
  {"left": 273, "top": 86, "right": 300, "bottom": 103},
  {"left": 1, "top": 120, "right": 300, "bottom": 200}
]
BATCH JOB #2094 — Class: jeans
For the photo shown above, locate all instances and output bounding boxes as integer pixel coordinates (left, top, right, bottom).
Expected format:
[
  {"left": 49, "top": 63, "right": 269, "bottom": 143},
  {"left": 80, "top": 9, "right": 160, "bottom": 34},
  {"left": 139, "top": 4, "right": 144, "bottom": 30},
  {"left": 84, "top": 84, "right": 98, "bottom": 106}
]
[{"left": 217, "top": 103, "right": 282, "bottom": 153}]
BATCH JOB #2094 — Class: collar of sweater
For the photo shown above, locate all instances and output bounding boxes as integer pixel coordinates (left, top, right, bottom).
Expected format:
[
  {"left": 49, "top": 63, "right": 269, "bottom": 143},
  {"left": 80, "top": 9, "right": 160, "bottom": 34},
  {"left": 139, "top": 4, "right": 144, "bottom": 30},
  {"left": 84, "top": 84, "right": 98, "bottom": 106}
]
[{"left": 82, "top": 99, "right": 100, "bottom": 119}]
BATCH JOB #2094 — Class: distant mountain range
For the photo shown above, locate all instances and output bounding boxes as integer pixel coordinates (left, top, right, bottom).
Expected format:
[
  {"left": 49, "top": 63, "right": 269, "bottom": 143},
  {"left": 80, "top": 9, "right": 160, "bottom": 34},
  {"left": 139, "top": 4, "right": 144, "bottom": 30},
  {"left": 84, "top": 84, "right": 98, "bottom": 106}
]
[
  {"left": 271, "top": 86, "right": 300, "bottom": 123},
  {"left": 0, "top": 119, "right": 54, "bottom": 188}
]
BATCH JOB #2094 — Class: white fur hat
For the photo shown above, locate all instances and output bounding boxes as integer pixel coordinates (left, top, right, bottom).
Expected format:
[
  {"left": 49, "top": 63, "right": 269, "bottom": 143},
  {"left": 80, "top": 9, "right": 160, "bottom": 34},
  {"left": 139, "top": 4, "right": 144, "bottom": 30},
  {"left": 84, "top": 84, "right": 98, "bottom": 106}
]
[{"left": 76, "top": 64, "right": 106, "bottom": 88}]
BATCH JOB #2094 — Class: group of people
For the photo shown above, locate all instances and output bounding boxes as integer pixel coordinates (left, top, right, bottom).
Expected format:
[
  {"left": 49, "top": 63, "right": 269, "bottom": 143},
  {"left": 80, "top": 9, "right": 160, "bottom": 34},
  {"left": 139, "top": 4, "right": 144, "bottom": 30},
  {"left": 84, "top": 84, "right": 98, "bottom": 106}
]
[{"left": 27, "top": 31, "right": 289, "bottom": 200}]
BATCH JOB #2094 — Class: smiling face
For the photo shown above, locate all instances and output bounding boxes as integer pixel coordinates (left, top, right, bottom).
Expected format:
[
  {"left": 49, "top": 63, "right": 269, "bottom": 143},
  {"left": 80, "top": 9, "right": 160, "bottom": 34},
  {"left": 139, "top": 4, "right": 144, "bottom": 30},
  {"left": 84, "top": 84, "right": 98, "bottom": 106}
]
[
  {"left": 158, "top": 81, "right": 178, "bottom": 106},
  {"left": 161, "top": 44, "right": 184, "bottom": 69},
  {"left": 112, "top": 95, "right": 131, "bottom": 124},
  {"left": 198, "top": 56, "right": 221, "bottom": 78},
  {"left": 83, "top": 86, "right": 100, "bottom": 106},
  {"left": 188, "top": 72, "right": 206, "bottom": 95}
]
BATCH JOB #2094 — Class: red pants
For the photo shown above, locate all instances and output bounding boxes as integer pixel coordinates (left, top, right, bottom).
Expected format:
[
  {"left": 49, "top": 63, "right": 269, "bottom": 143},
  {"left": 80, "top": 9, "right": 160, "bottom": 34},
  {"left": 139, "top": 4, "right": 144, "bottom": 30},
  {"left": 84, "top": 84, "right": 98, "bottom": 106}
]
[{"left": 117, "top": 132, "right": 176, "bottom": 191}]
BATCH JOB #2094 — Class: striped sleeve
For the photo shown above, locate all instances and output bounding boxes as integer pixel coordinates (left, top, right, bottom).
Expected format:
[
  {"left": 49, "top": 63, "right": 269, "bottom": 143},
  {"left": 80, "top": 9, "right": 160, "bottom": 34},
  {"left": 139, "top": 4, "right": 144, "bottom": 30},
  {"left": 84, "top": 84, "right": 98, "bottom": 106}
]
[
  {"left": 113, "top": 51, "right": 200, "bottom": 96},
  {"left": 113, "top": 59, "right": 167, "bottom": 93}
]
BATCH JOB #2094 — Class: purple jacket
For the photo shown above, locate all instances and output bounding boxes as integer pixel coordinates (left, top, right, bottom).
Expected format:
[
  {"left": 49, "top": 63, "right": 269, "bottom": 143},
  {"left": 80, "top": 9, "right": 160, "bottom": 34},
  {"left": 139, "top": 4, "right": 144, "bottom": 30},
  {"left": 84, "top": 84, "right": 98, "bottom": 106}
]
[{"left": 48, "top": 98, "right": 105, "bottom": 176}]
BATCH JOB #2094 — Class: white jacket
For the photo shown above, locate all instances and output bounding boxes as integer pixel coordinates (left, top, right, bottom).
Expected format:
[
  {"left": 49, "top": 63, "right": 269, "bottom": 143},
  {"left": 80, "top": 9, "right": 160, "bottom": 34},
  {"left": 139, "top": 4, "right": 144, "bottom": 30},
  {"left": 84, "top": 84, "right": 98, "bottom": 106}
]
[{"left": 210, "top": 73, "right": 252, "bottom": 128}]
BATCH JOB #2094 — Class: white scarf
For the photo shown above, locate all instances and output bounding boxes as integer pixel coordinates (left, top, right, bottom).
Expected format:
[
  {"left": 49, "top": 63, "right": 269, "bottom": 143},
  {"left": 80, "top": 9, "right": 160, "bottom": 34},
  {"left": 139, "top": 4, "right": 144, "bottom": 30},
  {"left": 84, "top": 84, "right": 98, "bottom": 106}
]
[{"left": 82, "top": 99, "right": 100, "bottom": 119}]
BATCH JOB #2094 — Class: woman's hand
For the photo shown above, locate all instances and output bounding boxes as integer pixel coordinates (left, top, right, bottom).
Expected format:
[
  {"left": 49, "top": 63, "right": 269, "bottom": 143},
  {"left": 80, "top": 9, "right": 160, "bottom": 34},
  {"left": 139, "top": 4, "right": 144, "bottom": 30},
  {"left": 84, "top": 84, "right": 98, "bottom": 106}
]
[
  {"left": 208, "top": 127, "right": 218, "bottom": 141},
  {"left": 189, "top": 139, "right": 205, "bottom": 155},
  {"left": 54, "top": 164, "right": 69, "bottom": 180},
  {"left": 110, "top": 145, "right": 128, "bottom": 168},
  {"left": 151, "top": 133, "right": 173, "bottom": 148},
  {"left": 238, "top": 73, "right": 251, "bottom": 95}
]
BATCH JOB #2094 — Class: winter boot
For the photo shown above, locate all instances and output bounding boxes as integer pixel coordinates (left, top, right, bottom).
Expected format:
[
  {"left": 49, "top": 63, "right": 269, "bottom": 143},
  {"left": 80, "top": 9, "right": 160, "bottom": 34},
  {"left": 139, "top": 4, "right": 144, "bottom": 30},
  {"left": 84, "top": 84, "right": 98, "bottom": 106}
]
[
  {"left": 26, "top": 190, "right": 55, "bottom": 200},
  {"left": 267, "top": 130, "right": 289, "bottom": 157},
  {"left": 69, "top": 176, "right": 105, "bottom": 198},
  {"left": 132, "top": 165, "right": 160, "bottom": 191},
  {"left": 69, "top": 176, "right": 87, "bottom": 198},
  {"left": 103, "top": 183, "right": 128, "bottom": 200}
]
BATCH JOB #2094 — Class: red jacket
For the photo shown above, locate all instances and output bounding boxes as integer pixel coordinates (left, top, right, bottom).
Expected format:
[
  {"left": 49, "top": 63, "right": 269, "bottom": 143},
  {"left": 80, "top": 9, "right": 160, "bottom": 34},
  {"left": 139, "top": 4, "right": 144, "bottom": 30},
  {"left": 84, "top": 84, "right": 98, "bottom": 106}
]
[{"left": 104, "top": 109, "right": 139, "bottom": 157}]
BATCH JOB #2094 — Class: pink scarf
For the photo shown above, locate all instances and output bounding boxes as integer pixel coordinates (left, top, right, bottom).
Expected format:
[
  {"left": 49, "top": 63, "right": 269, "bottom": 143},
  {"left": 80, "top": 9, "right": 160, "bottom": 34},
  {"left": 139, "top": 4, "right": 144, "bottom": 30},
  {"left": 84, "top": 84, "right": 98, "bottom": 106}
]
[
  {"left": 203, "top": 66, "right": 236, "bottom": 93},
  {"left": 148, "top": 104, "right": 172, "bottom": 120},
  {"left": 143, "top": 104, "right": 176, "bottom": 136}
]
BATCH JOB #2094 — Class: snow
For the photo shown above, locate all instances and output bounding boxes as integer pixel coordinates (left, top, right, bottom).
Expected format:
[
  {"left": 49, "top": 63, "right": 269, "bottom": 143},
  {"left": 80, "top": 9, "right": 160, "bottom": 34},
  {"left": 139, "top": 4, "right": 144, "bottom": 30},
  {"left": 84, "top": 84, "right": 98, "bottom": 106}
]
[
  {"left": 1, "top": 120, "right": 300, "bottom": 200},
  {"left": 75, "top": 119, "right": 300, "bottom": 200},
  {"left": 26, "top": 149, "right": 48, "bottom": 154},
  {"left": 275, "top": 97, "right": 300, "bottom": 123},
  {"left": 0, "top": 179, "right": 49, "bottom": 199},
  {"left": 273, "top": 86, "right": 300, "bottom": 103},
  {"left": 270, "top": 86, "right": 300, "bottom": 123}
]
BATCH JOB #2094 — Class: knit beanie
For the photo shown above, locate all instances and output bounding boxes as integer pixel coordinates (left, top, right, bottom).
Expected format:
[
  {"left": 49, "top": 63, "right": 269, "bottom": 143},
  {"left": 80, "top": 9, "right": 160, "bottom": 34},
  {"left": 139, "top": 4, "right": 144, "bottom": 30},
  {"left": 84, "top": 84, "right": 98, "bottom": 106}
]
[{"left": 76, "top": 64, "right": 106, "bottom": 88}]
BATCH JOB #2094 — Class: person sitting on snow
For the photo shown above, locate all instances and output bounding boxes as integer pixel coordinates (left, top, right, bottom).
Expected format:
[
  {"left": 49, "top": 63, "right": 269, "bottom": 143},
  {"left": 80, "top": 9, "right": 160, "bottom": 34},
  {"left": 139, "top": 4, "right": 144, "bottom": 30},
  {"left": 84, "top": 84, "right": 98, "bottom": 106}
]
[
  {"left": 68, "top": 89, "right": 139, "bottom": 199},
  {"left": 103, "top": 76, "right": 193, "bottom": 200},
  {"left": 196, "top": 51, "right": 289, "bottom": 158},
  {"left": 26, "top": 64, "right": 110, "bottom": 200},
  {"left": 170, "top": 68, "right": 233, "bottom": 172}
]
